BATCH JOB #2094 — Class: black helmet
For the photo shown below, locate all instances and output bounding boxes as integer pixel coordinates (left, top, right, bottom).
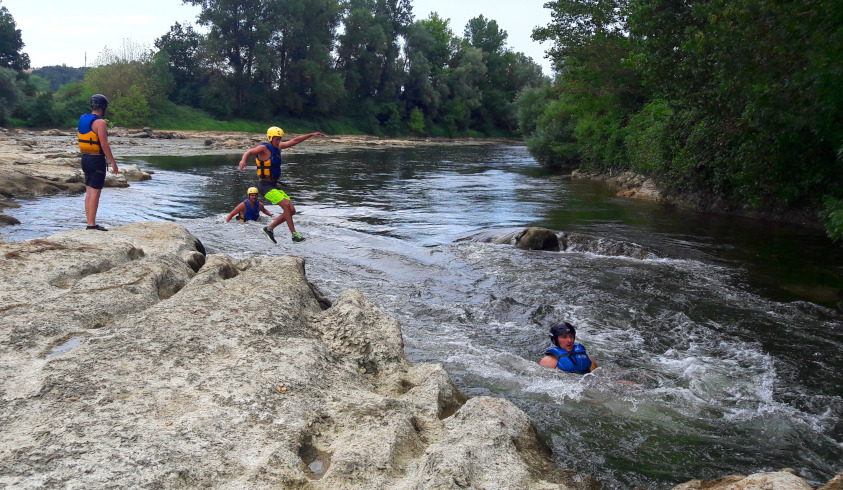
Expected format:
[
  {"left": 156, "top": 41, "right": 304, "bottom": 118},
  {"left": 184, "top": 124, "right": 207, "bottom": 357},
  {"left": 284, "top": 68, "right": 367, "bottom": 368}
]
[
  {"left": 549, "top": 321, "right": 576, "bottom": 347},
  {"left": 90, "top": 94, "right": 109, "bottom": 111}
]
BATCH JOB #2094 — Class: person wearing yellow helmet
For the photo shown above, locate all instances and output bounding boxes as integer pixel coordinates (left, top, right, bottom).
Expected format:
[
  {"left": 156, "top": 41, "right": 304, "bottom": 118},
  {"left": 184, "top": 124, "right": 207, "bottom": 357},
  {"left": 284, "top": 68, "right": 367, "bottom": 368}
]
[
  {"left": 237, "top": 126, "right": 325, "bottom": 243},
  {"left": 226, "top": 187, "right": 274, "bottom": 223}
]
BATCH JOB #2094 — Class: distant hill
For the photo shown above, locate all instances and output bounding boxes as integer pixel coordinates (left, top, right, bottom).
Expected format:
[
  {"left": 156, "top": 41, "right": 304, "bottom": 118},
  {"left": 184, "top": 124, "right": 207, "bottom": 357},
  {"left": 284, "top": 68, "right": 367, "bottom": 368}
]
[{"left": 31, "top": 65, "right": 90, "bottom": 92}]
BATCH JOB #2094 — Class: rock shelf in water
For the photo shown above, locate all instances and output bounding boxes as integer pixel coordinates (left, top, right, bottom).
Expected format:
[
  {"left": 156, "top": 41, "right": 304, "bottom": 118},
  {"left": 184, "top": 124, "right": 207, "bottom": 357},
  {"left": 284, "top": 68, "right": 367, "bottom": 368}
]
[{"left": 0, "top": 222, "right": 596, "bottom": 488}]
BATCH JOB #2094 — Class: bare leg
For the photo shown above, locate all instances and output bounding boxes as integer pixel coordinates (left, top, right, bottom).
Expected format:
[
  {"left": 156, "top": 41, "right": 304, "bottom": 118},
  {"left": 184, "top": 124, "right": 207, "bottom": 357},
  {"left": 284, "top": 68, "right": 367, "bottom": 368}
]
[
  {"left": 85, "top": 186, "right": 102, "bottom": 226},
  {"left": 268, "top": 199, "right": 297, "bottom": 234}
]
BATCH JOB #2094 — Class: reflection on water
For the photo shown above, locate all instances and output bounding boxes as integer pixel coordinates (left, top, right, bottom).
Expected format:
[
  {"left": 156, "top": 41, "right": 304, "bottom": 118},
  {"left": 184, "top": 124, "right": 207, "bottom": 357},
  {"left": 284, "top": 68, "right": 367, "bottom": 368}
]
[{"left": 3, "top": 145, "right": 842, "bottom": 488}]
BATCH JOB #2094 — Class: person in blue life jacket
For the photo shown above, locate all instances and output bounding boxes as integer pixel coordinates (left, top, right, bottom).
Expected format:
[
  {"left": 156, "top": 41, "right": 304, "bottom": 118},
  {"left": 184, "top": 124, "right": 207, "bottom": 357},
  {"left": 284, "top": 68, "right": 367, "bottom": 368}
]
[
  {"left": 237, "top": 126, "right": 325, "bottom": 244},
  {"left": 77, "top": 94, "right": 119, "bottom": 231},
  {"left": 539, "top": 321, "right": 598, "bottom": 374},
  {"left": 226, "top": 187, "right": 274, "bottom": 223}
]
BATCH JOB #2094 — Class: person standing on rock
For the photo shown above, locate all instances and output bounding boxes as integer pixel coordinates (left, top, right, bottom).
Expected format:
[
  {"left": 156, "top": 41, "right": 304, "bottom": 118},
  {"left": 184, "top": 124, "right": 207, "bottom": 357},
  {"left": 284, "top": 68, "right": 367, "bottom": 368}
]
[
  {"left": 77, "top": 94, "right": 119, "bottom": 231},
  {"left": 539, "top": 321, "right": 598, "bottom": 373},
  {"left": 225, "top": 187, "right": 274, "bottom": 222},
  {"left": 237, "top": 126, "right": 325, "bottom": 244}
]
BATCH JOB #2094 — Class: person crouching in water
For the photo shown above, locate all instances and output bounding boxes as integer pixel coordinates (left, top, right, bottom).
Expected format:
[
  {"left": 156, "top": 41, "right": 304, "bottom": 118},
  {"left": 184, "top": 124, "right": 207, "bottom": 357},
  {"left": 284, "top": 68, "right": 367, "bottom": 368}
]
[
  {"left": 226, "top": 187, "right": 274, "bottom": 223},
  {"left": 539, "top": 321, "right": 598, "bottom": 373}
]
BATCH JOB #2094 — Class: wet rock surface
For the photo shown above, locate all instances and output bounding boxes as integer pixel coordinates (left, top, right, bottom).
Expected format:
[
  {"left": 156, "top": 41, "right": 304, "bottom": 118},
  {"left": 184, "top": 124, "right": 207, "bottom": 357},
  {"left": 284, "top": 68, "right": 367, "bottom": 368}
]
[
  {"left": 572, "top": 169, "right": 662, "bottom": 202},
  {"left": 671, "top": 469, "right": 843, "bottom": 489},
  {"left": 0, "top": 221, "right": 591, "bottom": 489},
  {"left": 487, "top": 227, "right": 662, "bottom": 260}
]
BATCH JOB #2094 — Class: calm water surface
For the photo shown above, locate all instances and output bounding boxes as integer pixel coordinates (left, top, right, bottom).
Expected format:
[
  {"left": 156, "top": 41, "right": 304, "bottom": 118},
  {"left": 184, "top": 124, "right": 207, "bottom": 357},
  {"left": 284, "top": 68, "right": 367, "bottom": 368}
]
[{"left": 4, "top": 145, "right": 842, "bottom": 488}]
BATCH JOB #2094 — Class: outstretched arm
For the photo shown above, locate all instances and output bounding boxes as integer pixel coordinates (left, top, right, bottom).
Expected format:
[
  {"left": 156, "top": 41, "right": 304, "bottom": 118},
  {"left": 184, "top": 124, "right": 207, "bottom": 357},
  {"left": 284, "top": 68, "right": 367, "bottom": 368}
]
[
  {"left": 226, "top": 203, "right": 246, "bottom": 222},
  {"left": 238, "top": 146, "right": 264, "bottom": 171},
  {"left": 278, "top": 132, "right": 326, "bottom": 149},
  {"left": 259, "top": 203, "right": 274, "bottom": 217}
]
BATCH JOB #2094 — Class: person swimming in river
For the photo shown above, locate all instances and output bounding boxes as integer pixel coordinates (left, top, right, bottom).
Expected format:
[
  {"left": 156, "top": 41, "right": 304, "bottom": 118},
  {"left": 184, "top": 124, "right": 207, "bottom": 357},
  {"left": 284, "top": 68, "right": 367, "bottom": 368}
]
[
  {"left": 226, "top": 187, "right": 274, "bottom": 223},
  {"left": 539, "top": 321, "right": 598, "bottom": 373}
]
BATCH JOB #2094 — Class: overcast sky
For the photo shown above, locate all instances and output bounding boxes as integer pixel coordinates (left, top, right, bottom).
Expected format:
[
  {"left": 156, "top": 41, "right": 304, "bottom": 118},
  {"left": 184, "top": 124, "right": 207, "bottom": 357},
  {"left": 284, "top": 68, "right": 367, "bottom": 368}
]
[{"left": 3, "top": 0, "right": 553, "bottom": 75}]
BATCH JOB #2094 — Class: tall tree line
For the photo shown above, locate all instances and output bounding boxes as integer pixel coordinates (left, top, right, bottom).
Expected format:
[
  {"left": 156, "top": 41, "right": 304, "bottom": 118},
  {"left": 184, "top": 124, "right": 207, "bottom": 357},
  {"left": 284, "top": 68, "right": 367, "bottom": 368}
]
[
  {"left": 518, "top": 0, "right": 843, "bottom": 242},
  {"left": 0, "top": 0, "right": 545, "bottom": 138},
  {"left": 151, "top": 0, "right": 545, "bottom": 136}
]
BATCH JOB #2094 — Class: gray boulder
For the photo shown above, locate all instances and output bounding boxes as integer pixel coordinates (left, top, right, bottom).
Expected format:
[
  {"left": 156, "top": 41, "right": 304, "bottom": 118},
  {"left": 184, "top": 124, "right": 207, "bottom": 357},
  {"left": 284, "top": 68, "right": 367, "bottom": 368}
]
[
  {"left": 119, "top": 163, "right": 153, "bottom": 181},
  {"left": 673, "top": 470, "right": 816, "bottom": 489},
  {"left": 515, "top": 227, "right": 560, "bottom": 251}
]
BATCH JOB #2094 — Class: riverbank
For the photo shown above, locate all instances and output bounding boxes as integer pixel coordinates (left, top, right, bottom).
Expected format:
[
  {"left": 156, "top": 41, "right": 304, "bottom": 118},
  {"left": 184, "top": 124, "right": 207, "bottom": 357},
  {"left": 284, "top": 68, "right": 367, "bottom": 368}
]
[{"left": 571, "top": 168, "right": 823, "bottom": 229}]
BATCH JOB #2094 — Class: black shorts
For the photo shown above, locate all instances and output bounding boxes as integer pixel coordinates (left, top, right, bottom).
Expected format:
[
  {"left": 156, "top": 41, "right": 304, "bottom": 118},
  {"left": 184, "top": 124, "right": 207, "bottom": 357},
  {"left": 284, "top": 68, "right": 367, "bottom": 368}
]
[{"left": 81, "top": 154, "right": 107, "bottom": 190}]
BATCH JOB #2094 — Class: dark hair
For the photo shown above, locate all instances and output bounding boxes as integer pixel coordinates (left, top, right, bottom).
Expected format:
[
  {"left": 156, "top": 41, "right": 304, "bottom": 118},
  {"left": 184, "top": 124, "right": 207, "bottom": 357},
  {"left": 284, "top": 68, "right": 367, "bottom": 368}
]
[{"left": 549, "top": 321, "right": 576, "bottom": 347}]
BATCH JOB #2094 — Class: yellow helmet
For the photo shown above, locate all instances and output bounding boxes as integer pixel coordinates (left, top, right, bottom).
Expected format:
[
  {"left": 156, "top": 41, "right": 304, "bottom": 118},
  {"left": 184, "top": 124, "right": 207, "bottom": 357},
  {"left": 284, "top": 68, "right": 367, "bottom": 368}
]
[
  {"left": 266, "top": 126, "right": 284, "bottom": 142},
  {"left": 247, "top": 187, "right": 259, "bottom": 195}
]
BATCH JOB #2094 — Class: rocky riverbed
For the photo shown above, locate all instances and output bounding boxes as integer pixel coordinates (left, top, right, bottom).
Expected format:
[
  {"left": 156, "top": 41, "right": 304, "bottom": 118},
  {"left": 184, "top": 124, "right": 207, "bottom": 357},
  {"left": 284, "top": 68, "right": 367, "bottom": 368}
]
[
  {"left": 0, "top": 221, "right": 598, "bottom": 488},
  {"left": 1, "top": 222, "right": 840, "bottom": 489}
]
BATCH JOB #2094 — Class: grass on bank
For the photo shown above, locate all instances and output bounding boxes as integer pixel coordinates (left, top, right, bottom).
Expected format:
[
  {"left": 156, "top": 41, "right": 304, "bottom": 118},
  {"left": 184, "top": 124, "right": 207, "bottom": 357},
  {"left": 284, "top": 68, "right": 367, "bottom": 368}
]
[
  {"left": 146, "top": 101, "right": 371, "bottom": 135},
  {"left": 8, "top": 99, "right": 515, "bottom": 139}
]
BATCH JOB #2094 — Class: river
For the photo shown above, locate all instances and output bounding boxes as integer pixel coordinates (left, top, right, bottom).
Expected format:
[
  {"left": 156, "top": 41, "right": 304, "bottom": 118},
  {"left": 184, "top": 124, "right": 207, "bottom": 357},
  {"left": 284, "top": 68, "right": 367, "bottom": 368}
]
[{"left": 3, "top": 145, "right": 842, "bottom": 488}]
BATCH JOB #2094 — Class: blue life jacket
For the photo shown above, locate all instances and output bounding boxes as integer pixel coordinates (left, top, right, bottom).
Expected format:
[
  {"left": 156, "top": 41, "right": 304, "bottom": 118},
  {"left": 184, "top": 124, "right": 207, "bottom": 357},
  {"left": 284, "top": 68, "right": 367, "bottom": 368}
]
[
  {"left": 77, "top": 114, "right": 103, "bottom": 154},
  {"left": 545, "top": 344, "right": 596, "bottom": 374},
  {"left": 256, "top": 142, "right": 282, "bottom": 180},
  {"left": 241, "top": 199, "right": 260, "bottom": 221}
]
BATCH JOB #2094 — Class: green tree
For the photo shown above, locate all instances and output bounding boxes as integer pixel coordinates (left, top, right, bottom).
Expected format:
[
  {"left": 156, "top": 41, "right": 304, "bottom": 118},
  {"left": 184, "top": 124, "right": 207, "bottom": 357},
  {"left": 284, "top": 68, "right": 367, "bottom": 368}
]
[
  {"left": 628, "top": 0, "right": 843, "bottom": 211},
  {"left": 109, "top": 84, "right": 152, "bottom": 127},
  {"left": 0, "top": 3, "right": 29, "bottom": 70},
  {"left": 0, "top": 66, "right": 22, "bottom": 124},
  {"left": 527, "top": 0, "right": 642, "bottom": 167},
  {"left": 30, "top": 65, "right": 90, "bottom": 91},
  {"left": 402, "top": 13, "right": 457, "bottom": 123},
  {"left": 463, "top": 15, "right": 545, "bottom": 133},
  {"left": 273, "top": 0, "right": 345, "bottom": 115},
  {"left": 155, "top": 22, "right": 203, "bottom": 106},
  {"left": 408, "top": 107, "right": 424, "bottom": 134},
  {"left": 337, "top": 0, "right": 413, "bottom": 122},
  {"left": 185, "top": 0, "right": 275, "bottom": 116},
  {"left": 84, "top": 39, "right": 170, "bottom": 127}
]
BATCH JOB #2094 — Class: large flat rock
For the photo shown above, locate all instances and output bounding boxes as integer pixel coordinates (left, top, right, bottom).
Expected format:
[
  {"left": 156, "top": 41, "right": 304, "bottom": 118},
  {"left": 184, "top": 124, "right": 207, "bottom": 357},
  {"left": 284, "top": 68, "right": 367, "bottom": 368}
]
[{"left": 0, "top": 222, "right": 593, "bottom": 489}]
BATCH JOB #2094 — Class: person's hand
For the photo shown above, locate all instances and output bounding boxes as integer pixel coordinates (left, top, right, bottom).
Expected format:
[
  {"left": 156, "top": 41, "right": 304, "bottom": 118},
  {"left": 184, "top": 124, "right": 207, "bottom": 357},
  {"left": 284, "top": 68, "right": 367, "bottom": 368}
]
[
  {"left": 111, "top": 163, "right": 119, "bottom": 174},
  {"left": 312, "top": 132, "right": 326, "bottom": 137},
  {"left": 238, "top": 160, "right": 246, "bottom": 171}
]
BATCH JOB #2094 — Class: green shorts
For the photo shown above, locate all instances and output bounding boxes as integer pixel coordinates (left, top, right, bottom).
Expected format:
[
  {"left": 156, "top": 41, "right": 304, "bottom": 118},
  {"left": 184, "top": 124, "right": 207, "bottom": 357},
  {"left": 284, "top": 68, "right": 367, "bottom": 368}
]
[{"left": 258, "top": 180, "right": 290, "bottom": 205}]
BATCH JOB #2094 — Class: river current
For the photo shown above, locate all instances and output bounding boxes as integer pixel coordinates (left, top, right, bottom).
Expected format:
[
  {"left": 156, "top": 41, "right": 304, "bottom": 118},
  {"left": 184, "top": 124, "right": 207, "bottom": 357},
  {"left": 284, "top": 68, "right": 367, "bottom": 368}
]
[{"left": 4, "top": 145, "right": 842, "bottom": 488}]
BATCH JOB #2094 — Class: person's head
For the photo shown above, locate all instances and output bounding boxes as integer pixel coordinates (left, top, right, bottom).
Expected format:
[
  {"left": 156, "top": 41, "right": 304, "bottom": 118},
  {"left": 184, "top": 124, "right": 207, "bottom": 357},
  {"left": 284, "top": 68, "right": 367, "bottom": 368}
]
[
  {"left": 247, "top": 187, "right": 259, "bottom": 201},
  {"left": 549, "top": 321, "right": 576, "bottom": 351},
  {"left": 266, "top": 126, "right": 284, "bottom": 147},
  {"left": 90, "top": 94, "right": 108, "bottom": 115}
]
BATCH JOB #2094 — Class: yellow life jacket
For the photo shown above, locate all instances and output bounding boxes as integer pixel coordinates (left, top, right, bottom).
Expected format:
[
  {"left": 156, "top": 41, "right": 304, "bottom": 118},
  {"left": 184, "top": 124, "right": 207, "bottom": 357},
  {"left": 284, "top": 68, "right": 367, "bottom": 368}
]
[
  {"left": 256, "top": 156, "right": 272, "bottom": 178},
  {"left": 256, "top": 142, "right": 281, "bottom": 180},
  {"left": 77, "top": 114, "right": 103, "bottom": 155}
]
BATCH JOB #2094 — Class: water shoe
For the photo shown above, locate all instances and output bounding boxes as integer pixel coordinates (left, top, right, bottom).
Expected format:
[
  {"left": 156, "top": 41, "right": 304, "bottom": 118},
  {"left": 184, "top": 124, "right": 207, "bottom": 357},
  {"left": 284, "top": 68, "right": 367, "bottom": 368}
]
[{"left": 262, "top": 226, "right": 277, "bottom": 244}]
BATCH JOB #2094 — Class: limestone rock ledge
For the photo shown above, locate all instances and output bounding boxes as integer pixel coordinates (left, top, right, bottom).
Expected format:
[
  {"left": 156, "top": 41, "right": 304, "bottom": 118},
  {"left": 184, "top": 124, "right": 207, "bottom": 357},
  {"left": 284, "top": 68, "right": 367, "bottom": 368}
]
[{"left": 0, "top": 222, "right": 594, "bottom": 489}]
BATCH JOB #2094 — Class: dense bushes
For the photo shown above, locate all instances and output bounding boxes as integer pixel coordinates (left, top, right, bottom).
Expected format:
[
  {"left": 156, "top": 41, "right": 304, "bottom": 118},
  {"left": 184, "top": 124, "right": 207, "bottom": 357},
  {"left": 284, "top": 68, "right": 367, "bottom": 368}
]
[{"left": 521, "top": 0, "right": 843, "bottom": 242}]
